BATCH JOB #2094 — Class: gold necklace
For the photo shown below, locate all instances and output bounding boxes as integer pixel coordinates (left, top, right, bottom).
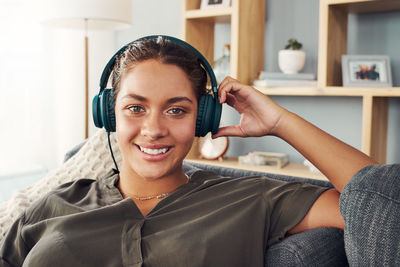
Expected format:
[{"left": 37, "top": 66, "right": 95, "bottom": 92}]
[
  {"left": 120, "top": 174, "right": 190, "bottom": 201},
  {"left": 121, "top": 191, "right": 170, "bottom": 201}
]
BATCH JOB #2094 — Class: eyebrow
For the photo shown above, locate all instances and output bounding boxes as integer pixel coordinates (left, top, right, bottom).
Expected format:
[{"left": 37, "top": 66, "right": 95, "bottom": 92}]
[{"left": 121, "top": 93, "right": 193, "bottom": 104}]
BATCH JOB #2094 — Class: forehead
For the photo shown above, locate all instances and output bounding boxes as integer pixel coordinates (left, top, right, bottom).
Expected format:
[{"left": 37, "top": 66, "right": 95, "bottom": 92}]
[{"left": 118, "top": 59, "right": 195, "bottom": 99}]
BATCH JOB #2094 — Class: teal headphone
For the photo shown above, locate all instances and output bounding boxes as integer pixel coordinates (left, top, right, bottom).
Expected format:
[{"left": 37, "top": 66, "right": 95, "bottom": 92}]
[{"left": 92, "top": 35, "right": 222, "bottom": 137}]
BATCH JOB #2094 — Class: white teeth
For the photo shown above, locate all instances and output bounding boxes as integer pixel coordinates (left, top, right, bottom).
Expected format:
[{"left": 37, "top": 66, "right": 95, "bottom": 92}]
[{"left": 139, "top": 146, "right": 169, "bottom": 155}]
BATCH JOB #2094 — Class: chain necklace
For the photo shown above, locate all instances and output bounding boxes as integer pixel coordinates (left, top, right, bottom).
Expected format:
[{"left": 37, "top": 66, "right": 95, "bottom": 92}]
[
  {"left": 120, "top": 174, "right": 189, "bottom": 201},
  {"left": 121, "top": 191, "right": 170, "bottom": 201}
]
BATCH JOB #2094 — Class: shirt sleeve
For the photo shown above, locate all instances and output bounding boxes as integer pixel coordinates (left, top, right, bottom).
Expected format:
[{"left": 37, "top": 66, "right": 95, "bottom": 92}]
[
  {"left": 263, "top": 179, "right": 328, "bottom": 246},
  {"left": 0, "top": 212, "right": 29, "bottom": 266}
]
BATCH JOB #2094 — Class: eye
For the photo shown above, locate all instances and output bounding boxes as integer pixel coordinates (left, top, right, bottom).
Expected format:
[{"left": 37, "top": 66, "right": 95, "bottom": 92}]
[
  {"left": 167, "top": 107, "right": 185, "bottom": 115},
  {"left": 128, "top": 105, "right": 144, "bottom": 113}
]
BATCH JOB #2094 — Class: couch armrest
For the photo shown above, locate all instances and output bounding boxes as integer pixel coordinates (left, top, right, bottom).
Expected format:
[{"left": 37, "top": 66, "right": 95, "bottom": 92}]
[
  {"left": 183, "top": 161, "right": 333, "bottom": 188},
  {"left": 266, "top": 228, "right": 348, "bottom": 266}
]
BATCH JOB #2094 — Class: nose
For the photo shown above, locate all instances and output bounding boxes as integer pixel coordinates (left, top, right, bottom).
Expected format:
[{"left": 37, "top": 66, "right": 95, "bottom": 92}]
[{"left": 140, "top": 112, "right": 168, "bottom": 140}]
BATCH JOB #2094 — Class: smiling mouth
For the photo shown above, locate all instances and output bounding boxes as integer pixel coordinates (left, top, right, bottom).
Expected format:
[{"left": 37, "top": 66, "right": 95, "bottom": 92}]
[{"left": 138, "top": 145, "right": 170, "bottom": 155}]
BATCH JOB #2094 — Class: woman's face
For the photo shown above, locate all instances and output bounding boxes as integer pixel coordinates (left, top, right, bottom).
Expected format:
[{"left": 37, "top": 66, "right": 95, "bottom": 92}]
[{"left": 115, "top": 59, "right": 197, "bottom": 181}]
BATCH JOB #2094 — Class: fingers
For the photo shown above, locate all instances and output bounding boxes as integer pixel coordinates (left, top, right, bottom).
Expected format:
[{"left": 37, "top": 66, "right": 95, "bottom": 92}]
[
  {"left": 224, "top": 93, "right": 237, "bottom": 108},
  {"left": 218, "top": 76, "right": 249, "bottom": 104},
  {"left": 219, "top": 76, "right": 239, "bottom": 89},
  {"left": 212, "top": 125, "right": 247, "bottom": 138}
]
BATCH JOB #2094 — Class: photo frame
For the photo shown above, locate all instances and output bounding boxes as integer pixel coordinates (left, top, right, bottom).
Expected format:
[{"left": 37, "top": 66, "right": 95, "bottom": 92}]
[
  {"left": 200, "top": 0, "right": 231, "bottom": 10},
  {"left": 342, "top": 55, "right": 392, "bottom": 87}
]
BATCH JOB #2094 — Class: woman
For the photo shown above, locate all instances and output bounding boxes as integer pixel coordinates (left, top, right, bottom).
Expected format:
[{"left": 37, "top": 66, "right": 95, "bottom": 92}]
[{"left": 0, "top": 36, "right": 390, "bottom": 266}]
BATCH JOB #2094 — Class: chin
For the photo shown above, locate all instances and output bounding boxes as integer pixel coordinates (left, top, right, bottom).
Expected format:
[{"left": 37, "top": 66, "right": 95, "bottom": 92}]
[{"left": 129, "top": 162, "right": 182, "bottom": 181}]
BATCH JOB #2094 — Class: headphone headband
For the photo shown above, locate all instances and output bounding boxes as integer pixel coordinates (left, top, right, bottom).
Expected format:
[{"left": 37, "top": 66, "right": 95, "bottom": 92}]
[{"left": 99, "top": 35, "right": 218, "bottom": 97}]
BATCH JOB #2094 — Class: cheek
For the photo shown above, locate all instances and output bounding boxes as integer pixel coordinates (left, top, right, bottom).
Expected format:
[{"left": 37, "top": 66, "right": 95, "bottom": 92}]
[
  {"left": 170, "top": 117, "right": 196, "bottom": 145},
  {"left": 115, "top": 112, "right": 139, "bottom": 142}
]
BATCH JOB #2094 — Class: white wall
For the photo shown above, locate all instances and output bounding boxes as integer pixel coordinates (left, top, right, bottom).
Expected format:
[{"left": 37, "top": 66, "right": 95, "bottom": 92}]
[
  {"left": 46, "top": 29, "right": 120, "bottom": 166},
  {"left": 0, "top": 0, "right": 122, "bottom": 171},
  {"left": 0, "top": 0, "right": 48, "bottom": 173},
  {"left": 116, "top": 0, "right": 181, "bottom": 46}
]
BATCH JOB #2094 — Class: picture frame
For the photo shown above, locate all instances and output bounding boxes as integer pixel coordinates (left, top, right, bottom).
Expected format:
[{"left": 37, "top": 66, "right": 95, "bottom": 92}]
[
  {"left": 200, "top": 0, "right": 231, "bottom": 10},
  {"left": 341, "top": 55, "right": 392, "bottom": 87}
]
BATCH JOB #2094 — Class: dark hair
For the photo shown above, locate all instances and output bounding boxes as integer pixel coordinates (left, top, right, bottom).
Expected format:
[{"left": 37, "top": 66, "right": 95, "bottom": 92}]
[{"left": 111, "top": 36, "right": 208, "bottom": 102}]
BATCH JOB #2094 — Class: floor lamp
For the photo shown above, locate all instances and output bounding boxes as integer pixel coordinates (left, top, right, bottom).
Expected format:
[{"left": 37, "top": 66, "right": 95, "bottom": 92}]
[{"left": 39, "top": 0, "right": 132, "bottom": 138}]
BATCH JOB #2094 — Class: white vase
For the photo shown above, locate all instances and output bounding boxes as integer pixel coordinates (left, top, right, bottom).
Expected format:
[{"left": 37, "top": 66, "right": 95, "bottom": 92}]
[{"left": 278, "top": 50, "right": 306, "bottom": 74}]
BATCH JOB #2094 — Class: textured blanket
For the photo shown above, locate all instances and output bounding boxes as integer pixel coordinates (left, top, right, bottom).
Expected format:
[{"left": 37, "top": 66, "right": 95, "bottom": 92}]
[{"left": 0, "top": 130, "right": 122, "bottom": 239}]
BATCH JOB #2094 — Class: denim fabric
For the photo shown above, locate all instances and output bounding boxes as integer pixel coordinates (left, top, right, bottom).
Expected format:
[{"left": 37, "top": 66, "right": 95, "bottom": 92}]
[
  {"left": 266, "top": 228, "right": 348, "bottom": 267},
  {"left": 340, "top": 164, "right": 400, "bottom": 266}
]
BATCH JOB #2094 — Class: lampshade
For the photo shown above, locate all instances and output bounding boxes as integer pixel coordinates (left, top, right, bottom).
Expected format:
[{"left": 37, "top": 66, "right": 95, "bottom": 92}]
[{"left": 39, "top": 0, "right": 132, "bottom": 30}]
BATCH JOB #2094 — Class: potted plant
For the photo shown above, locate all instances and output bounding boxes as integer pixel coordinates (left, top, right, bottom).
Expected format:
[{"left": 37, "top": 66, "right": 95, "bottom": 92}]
[{"left": 278, "top": 39, "right": 306, "bottom": 74}]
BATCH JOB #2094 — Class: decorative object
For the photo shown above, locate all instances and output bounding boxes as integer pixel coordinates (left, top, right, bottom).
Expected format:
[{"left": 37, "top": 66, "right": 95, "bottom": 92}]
[
  {"left": 341, "top": 55, "right": 392, "bottom": 87},
  {"left": 198, "top": 133, "right": 229, "bottom": 161},
  {"left": 253, "top": 71, "right": 317, "bottom": 87},
  {"left": 213, "top": 44, "right": 231, "bottom": 84},
  {"left": 278, "top": 39, "right": 306, "bottom": 74},
  {"left": 238, "top": 152, "right": 289, "bottom": 168},
  {"left": 39, "top": 0, "right": 132, "bottom": 138},
  {"left": 200, "top": 0, "right": 231, "bottom": 9},
  {"left": 253, "top": 79, "right": 317, "bottom": 87},
  {"left": 258, "top": 71, "right": 315, "bottom": 80}
]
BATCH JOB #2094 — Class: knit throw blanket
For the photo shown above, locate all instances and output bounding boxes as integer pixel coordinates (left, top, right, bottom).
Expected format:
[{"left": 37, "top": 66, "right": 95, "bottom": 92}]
[{"left": 0, "top": 130, "right": 122, "bottom": 239}]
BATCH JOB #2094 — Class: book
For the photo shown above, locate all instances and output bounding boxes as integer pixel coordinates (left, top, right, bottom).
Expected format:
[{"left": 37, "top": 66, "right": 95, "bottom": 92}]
[
  {"left": 253, "top": 79, "right": 317, "bottom": 87},
  {"left": 238, "top": 151, "right": 289, "bottom": 168},
  {"left": 258, "top": 71, "right": 316, "bottom": 81}
]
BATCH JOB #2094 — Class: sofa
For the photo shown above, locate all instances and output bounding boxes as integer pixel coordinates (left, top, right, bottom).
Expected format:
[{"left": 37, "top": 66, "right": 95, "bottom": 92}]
[{"left": 0, "top": 130, "right": 348, "bottom": 266}]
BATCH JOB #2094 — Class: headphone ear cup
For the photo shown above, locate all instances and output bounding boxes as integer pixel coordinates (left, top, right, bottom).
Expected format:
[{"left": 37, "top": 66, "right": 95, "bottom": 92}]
[
  {"left": 211, "top": 96, "right": 222, "bottom": 135},
  {"left": 196, "top": 94, "right": 214, "bottom": 137},
  {"left": 92, "top": 94, "right": 103, "bottom": 128},
  {"left": 100, "top": 89, "right": 116, "bottom": 132}
]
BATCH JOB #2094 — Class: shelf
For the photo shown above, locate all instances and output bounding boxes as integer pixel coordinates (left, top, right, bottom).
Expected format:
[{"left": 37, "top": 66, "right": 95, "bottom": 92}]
[
  {"left": 326, "top": 0, "right": 400, "bottom": 14},
  {"left": 184, "top": 8, "right": 232, "bottom": 23},
  {"left": 255, "top": 86, "right": 400, "bottom": 97},
  {"left": 186, "top": 157, "right": 328, "bottom": 181},
  {"left": 183, "top": 0, "right": 396, "bottom": 176},
  {"left": 182, "top": 0, "right": 265, "bottom": 85}
]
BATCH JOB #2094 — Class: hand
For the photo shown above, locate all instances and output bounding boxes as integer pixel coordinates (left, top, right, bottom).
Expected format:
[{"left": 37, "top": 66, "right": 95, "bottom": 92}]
[{"left": 213, "top": 77, "right": 287, "bottom": 138}]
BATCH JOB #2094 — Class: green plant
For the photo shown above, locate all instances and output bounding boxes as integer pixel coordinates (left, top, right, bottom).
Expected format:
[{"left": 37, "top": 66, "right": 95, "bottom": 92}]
[{"left": 284, "top": 39, "right": 302, "bottom": 50}]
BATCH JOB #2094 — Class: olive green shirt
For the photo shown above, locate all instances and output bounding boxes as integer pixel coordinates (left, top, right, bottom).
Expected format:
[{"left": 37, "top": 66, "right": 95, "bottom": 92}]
[{"left": 0, "top": 170, "right": 326, "bottom": 267}]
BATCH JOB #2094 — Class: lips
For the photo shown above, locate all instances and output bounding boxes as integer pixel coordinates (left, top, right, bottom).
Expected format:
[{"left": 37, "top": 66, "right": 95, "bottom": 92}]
[
  {"left": 139, "top": 146, "right": 169, "bottom": 155},
  {"left": 136, "top": 144, "right": 173, "bottom": 162}
]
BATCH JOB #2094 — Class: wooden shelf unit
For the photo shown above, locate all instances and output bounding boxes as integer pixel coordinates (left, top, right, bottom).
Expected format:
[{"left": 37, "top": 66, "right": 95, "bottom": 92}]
[
  {"left": 318, "top": 0, "right": 400, "bottom": 164},
  {"left": 182, "top": 0, "right": 266, "bottom": 161},
  {"left": 256, "top": 86, "right": 400, "bottom": 97},
  {"left": 181, "top": 0, "right": 265, "bottom": 85},
  {"left": 183, "top": 0, "right": 400, "bottom": 178}
]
